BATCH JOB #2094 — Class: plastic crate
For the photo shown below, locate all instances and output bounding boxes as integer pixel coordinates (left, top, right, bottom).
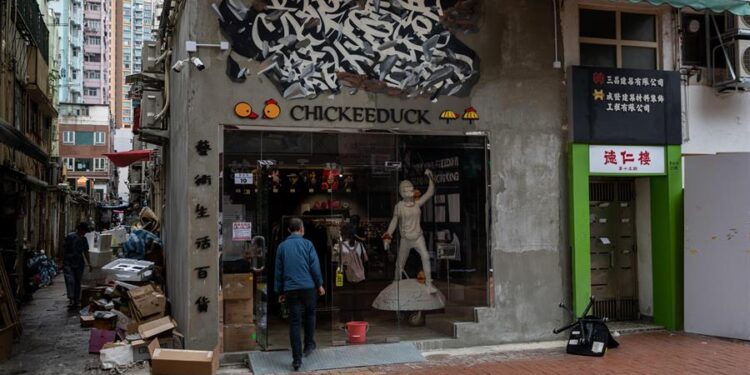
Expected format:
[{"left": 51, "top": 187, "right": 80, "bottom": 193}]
[{"left": 101, "top": 259, "right": 154, "bottom": 282}]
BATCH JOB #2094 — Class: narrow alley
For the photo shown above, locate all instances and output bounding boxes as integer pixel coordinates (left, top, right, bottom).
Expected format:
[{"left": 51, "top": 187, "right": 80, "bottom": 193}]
[{"left": 2, "top": 277, "right": 116, "bottom": 375}]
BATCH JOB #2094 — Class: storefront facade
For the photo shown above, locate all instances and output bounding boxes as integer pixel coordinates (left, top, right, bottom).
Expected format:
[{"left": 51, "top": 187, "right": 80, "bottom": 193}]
[{"left": 161, "top": 0, "right": 569, "bottom": 350}]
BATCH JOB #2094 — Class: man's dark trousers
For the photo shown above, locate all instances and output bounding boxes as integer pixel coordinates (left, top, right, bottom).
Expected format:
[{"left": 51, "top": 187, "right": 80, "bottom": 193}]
[
  {"left": 287, "top": 288, "right": 317, "bottom": 361},
  {"left": 64, "top": 263, "right": 84, "bottom": 304}
]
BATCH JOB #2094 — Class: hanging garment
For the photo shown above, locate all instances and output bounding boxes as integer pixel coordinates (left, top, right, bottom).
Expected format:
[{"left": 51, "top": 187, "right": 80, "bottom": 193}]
[{"left": 341, "top": 241, "right": 368, "bottom": 283}]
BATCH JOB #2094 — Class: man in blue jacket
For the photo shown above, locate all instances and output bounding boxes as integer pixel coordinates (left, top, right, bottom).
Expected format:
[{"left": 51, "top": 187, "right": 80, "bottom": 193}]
[{"left": 275, "top": 217, "right": 325, "bottom": 371}]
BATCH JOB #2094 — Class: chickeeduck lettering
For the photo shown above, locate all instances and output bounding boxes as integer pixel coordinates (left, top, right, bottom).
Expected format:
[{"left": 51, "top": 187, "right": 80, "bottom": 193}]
[{"left": 291, "top": 105, "right": 431, "bottom": 125}]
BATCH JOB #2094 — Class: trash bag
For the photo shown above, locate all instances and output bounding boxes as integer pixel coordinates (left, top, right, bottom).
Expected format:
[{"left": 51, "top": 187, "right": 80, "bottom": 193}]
[
  {"left": 121, "top": 229, "right": 161, "bottom": 260},
  {"left": 100, "top": 344, "right": 133, "bottom": 369}
]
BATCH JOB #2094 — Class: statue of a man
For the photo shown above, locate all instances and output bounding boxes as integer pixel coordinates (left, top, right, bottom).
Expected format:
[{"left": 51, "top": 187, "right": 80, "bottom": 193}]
[{"left": 383, "top": 169, "right": 437, "bottom": 293}]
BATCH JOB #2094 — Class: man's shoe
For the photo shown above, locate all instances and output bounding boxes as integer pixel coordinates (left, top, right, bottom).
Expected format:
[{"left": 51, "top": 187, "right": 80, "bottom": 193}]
[
  {"left": 303, "top": 343, "right": 316, "bottom": 357},
  {"left": 292, "top": 359, "right": 301, "bottom": 371}
]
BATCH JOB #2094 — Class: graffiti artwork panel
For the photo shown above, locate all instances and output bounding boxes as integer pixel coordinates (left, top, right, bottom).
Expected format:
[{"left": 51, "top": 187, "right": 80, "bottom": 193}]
[{"left": 215, "top": 0, "right": 480, "bottom": 100}]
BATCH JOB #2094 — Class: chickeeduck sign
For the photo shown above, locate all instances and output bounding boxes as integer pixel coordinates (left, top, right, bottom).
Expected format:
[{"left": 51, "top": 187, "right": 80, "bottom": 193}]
[{"left": 589, "top": 145, "right": 665, "bottom": 175}]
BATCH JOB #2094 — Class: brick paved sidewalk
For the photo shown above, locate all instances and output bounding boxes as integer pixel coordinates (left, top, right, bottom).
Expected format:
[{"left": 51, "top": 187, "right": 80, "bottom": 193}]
[{"left": 306, "top": 331, "right": 750, "bottom": 375}]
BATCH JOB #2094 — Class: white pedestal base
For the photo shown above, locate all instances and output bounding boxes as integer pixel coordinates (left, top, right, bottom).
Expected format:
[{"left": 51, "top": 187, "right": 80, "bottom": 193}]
[{"left": 371, "top": 279, "right": 446, "bottom": 311}]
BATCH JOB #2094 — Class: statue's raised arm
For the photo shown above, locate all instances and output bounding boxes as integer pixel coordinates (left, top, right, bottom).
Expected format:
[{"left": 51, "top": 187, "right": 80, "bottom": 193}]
[{"left": 416, "top": 169, "right": 435, "bottom": 207}]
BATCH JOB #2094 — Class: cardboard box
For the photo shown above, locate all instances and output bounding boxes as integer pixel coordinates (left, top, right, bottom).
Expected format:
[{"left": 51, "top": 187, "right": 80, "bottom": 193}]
[
  {"left": 131, "top": 332, "right": 184, "bottom": 362},
  {"left": 224, "top": 299, "right": 253, "bottom": 324},
  {"left": 137, "top": 316, "right": 175, "bottom": 340},
  {"left": 128, "top": 284, "right": 166, "bottom": 319},
  {"left": 222, "top": 273, "right": 253, "bottom": 300},
  {"left": 80, "top": 315, "right": 95, "bottom": 328},
  {"left": 126, "top": 311, "right": 164, "bottom": 334},
  {"left": 93, "top": 317, "right": 117, "bottom": 330},
  {"left": 223, "top": 323, "right": 256, "bottom": 352},
  {"left": 148, "top": 339, "right": 218, "bottom": 375}
]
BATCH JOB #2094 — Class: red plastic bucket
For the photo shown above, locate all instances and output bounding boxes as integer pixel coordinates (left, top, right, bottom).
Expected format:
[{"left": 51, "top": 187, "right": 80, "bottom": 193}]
[{"left": 345, "top": 321, "right": 369, "bottom": 344}]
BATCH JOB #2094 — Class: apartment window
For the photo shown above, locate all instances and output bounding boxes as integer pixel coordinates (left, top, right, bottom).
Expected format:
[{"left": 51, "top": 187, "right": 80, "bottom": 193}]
[
  {"left": 85, "top": 20, "right": 100, "bottom": 30},
  {"left": 84, "top": 53, "right": 102, "bottom": 62},
  {"left": 86, "top": 3, "right": 100, "bottom": 11},
  {"left": 94, "top": 158, "right": 108, "bottom": 171},
  {"left": 75, "top": 158, "right": 93, "bottom": 171},
  {"left": 123, "top": 117, "right": 131, "bottom": 123},
  {"left": 76, "top": 131, "right": 94, "bottom": 145},
  {"left": 86, "top": 36, "right": 101, "bottom": 45},
  {"left": 63, "top": 131, "right": 75, "bottom": 144},
  {"left": 94, "top": 131, "right": 105, "bottom": 145},
  {"left": 84, "top": 87, "right": 98, "bottom": 96},
  {"left": 84, "top": 70, "right": 101, "bottom": 79},
  {"left": 579, "top": 8, "right": 659, "bottom": 69},
  {"left": 63, "top": 158, "right": 75, "bottom": 171}
]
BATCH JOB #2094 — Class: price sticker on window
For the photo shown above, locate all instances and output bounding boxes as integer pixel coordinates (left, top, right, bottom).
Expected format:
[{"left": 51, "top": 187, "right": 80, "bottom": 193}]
[{"left": 234, "top": 173, "right": 253, "bottom": 185}]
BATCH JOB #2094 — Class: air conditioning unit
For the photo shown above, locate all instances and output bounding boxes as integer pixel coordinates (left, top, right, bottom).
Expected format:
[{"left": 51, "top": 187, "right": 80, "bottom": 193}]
[
  {"left": 140, "top": 90, "right": 164, "bottom": 129},
  {"left": 725, "top": 14, "right": 750, "bottom": 31},
  {"left": 714, "top": 39, "right": 750, "bottom": 87},
  {"left": 143, "top": 42, "right": 163, "bottom": 73}
]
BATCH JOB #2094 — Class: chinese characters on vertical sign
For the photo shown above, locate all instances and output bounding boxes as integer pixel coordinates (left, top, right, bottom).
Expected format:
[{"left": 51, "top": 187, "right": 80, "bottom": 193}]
[
  {"left": 592, "top": 71, "right": 666, "bottom": 113},
  {"left": 590, "top": 145, "right": 665, "bottom": 174},
  {"left": 194, "top": 140, "right": 212, "bottom": 313}
]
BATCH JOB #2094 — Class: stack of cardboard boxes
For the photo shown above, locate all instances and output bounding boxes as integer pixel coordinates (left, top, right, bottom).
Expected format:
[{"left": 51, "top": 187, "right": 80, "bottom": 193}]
[{"left": 222, "top": 273, "right": 256, "bottom": 352}]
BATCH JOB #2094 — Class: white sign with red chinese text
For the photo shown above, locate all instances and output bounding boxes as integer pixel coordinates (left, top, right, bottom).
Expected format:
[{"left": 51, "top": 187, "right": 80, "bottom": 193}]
[
  {"left": 232, "top": 222, "right": 252, "bottom": 241},
  {"left": 589, "top": 145, "right": 665, "bottom": 175}
]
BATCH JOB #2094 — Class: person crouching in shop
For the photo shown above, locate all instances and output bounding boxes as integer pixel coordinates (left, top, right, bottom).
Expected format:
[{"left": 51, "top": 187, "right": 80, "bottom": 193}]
[
  {"left": 62, "top": 222, "right": 93, "bottom": 308},
  {"left": 275, "top": 218, "right": 325, "bottom": 371}
]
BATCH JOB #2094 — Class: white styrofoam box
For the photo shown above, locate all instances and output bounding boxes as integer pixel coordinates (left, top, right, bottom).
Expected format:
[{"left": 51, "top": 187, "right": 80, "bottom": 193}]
[
  {"left": 102, "top": 259, "right": 154, "bottom": 282},
  {"left": 89, "top": 249, "right": 114, "bottom": 268}
]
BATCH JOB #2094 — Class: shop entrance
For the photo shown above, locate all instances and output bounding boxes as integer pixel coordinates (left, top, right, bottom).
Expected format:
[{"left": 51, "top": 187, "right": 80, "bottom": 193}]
[
  {"left": 589, "top": 179, "right": 639, "bottom": 321},
  {"left": 221, "top": 130, "right": 490, "bottom": 351}
]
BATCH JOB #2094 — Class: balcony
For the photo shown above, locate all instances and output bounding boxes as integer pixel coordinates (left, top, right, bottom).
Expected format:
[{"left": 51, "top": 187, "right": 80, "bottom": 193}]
[
  {"left": 85, "top": 9, "right": 103, "bottom": 20},
  {"left": 84, "top": 44, "right": 101, "bottom": 54},
  {"left": 12, "top": 0, "right": 49, "bottom": 62}
]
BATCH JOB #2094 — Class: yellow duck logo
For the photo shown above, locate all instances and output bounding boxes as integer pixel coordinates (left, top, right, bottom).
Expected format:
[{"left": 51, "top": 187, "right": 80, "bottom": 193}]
[
  {"left": 234, "top": 102, "right": 258, "bottom": 119},
  {"left": 263, "top": 99, "right": 281, "bottom": 120}
]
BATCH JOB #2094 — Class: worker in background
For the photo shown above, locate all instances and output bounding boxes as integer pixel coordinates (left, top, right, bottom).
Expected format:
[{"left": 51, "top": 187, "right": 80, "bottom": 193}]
[{"left": 62, "top": 222, "right": 93, "bottom": 309}]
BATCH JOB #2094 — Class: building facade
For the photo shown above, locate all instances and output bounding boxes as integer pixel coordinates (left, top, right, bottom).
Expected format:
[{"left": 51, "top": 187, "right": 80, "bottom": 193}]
[
  {"left": 112, "top": 0, "right": 162, "bottom": 201},
  {"left": 1, "top": 0, "right": 60, "bottom": 299},
  {"left": 82, "top": 0, "right": 110, "bottom": 105},
  {"left": 146, "top": 0, "right": 750, "bottom": 352},
  {"left": 58, "top": 103, "right": 114, "bottom": 201},
  {"left": 48, "top": 0, "right": 84, "bottom": 104}
]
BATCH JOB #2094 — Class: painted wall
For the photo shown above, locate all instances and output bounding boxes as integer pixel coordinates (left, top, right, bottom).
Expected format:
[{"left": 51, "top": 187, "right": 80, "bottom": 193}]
[
  {"left": 682, "top": 86, "right": 750, "bottom": 154},
  {"left": 164, "top": 0, "right": 567, "bottom": 348},
  {"left": 684, "top": 153, "right": 750, "bottom": 340}
]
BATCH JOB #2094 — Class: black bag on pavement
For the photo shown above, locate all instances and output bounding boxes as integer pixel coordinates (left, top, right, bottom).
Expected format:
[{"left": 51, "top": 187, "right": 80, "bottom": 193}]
[{"left": 554, "top": 297, "right": 619, "bottom": 357}]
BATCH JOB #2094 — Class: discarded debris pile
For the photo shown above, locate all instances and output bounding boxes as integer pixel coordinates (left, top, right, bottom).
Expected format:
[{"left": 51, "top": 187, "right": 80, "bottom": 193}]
[{"left": 75, "top": 277, "right": 218, "bottom": 374}]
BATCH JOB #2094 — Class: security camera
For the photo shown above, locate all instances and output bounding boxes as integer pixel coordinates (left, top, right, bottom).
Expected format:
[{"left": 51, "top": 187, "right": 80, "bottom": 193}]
[
  {"left": 171, "top": 60, "right": 185, "bottom": 72},
  {"left": 191, "top": 57, "right": 205, "bottom": 71}
]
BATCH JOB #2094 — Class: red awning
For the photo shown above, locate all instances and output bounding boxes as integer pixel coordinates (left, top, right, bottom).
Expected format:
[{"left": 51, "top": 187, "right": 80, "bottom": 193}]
[{"left": 103, "top": 150, "right": 153, "bottom": 167}]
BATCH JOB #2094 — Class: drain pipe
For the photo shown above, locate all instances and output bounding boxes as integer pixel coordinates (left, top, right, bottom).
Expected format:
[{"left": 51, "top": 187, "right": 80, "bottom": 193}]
[{"left": 552, "top": 0, "right": 561, "bottom": 69}]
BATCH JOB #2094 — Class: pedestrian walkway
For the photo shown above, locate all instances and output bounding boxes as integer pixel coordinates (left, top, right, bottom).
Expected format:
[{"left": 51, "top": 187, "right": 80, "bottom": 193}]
[
  {"left": 343, "top": 331, "right": 750, "bottom": 375},
  {"left": 5, "top": 277, "right": 750, "bottom": 375},
  {"left": 2, "top": 275, "right": 103, "bottom": 375}
]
